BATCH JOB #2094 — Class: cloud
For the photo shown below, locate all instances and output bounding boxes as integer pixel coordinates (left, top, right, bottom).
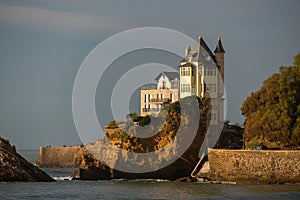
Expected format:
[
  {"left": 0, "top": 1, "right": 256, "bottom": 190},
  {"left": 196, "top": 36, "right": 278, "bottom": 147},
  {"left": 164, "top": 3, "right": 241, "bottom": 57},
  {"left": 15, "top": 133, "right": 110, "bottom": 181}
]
[{"left": 0, "top": 3, "right": 126, "bottom": 33}]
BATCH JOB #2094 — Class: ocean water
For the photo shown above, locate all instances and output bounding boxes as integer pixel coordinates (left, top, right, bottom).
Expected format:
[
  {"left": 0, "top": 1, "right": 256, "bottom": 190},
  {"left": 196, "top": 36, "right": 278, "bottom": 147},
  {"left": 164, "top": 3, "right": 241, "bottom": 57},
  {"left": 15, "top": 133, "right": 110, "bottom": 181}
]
[{"left": 0, "top": 150, "right": 299, "bottom": 200}]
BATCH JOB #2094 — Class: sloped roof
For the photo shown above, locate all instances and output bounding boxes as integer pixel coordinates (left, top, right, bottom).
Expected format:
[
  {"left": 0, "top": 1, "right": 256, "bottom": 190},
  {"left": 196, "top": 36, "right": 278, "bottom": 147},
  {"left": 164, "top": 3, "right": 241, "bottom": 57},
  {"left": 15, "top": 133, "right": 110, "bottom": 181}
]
[
  {"left": 183, "top": 37, "right": 217, "bottom": 67},
  {"left": 178, "top": 62, "right": 196, "bottom": 68},
  {"left": 178, "top": 61, "right": 195, "bottom": 67},
  {"left": 155, "top": 71, "right": 179, "bottom": 81}
]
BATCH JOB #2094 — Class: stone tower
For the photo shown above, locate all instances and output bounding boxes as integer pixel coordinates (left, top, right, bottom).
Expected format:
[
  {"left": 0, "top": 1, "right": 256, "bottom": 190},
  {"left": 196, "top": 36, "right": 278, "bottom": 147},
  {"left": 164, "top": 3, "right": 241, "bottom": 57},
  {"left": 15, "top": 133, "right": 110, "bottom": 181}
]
[
  {"left": 214, "top": 37, "right": 225, "bottom": 82},
  {"left": 214, "top": 37, "right": 225, "bottom": 134}
]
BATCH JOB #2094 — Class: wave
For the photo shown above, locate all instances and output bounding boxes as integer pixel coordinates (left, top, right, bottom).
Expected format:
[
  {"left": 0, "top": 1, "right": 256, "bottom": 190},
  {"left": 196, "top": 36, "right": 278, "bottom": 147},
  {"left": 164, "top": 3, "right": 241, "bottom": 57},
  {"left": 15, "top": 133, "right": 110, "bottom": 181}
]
[
  {"left": 52, "top": 176, "right": 73, "bottom": 181},
  {"left": 96, "top": 178, "right": 170, "bottom": 183},
  {"left": 125, "top": 179, "right": 170, "bottom": 182},
  {"left": 110, "top": 178, "right": 125, "bottom": 182},
  {"left": 50, "top": 176, "right": 170, "bottom": 182}
]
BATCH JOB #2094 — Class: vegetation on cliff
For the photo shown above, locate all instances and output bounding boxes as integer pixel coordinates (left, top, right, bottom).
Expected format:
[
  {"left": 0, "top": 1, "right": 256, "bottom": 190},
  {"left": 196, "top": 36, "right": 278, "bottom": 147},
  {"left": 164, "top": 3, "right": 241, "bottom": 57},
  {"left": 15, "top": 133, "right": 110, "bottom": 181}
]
[
  {"left": 105, "top": 96, "right": 210, "bottom": 153},
  {"left": 241, "top": 53, "right": 300, "bottom": 149}
]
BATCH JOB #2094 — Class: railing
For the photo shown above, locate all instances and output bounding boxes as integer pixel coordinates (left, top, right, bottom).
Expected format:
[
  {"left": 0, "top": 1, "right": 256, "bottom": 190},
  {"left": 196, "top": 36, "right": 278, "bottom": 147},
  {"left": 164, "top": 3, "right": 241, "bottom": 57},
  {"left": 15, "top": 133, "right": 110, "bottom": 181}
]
[
  {"left": 191, "top": 152, "right": 209, "bottom": 178},
  {"left": 142, "top": 85, "right": 179, "bottom": 90},
  {"left": 158, "top": 86, "right": 179, "bottom": 89},
  {"left": 142, "top": 108, "right": 163, "bottom": 112},
  {"left": 150, "top": 98, "right": 170, "bottom": 103}
]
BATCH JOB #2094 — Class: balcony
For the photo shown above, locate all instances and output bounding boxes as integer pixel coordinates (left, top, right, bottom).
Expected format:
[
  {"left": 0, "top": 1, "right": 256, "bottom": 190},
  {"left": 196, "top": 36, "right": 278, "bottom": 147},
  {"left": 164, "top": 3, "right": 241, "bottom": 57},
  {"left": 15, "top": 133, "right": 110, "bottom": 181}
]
[
  {"left": 150, "top": 98, "right": 170, "bottom": 104},
  {"left": 142, "top": 108, "right": 163, "bottom": 113},
  {"left": 141, "top": 85, "right": 157, "bottom": 90}
]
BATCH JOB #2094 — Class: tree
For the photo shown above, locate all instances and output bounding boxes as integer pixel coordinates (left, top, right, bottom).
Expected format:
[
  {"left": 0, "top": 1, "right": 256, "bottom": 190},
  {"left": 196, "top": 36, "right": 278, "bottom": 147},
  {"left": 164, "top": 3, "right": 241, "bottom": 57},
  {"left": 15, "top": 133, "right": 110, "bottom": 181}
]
[
  {"left": 107, "top": 120, "right": 119, "bottom": 129},
  {"left": 138, "top": 115, "right": 151, "bottom": 126},
  {"left": 129, "top": 112, "right": 140, "bottom": 122},
  {"left": 241, "top": 53, "right": 300, "bottom": 149}
]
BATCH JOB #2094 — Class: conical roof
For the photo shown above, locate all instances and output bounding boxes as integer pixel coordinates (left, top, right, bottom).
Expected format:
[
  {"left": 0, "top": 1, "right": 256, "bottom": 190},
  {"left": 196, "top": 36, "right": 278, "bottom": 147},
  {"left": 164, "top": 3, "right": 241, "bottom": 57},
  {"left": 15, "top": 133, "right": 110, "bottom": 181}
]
[{"left": 214, "top": 36, "right": 225, "bottom": 53}]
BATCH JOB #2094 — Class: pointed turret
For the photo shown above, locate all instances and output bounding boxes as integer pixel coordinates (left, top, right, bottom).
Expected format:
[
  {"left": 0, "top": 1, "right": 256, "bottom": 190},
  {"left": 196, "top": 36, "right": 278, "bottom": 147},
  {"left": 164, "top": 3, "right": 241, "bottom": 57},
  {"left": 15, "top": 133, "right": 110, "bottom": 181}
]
[
  {"left": 214, "top": 36, "right": 225, "bottom": 84},
  {"left": 214, "top": 36, "right": 225, "bottom": 53}
]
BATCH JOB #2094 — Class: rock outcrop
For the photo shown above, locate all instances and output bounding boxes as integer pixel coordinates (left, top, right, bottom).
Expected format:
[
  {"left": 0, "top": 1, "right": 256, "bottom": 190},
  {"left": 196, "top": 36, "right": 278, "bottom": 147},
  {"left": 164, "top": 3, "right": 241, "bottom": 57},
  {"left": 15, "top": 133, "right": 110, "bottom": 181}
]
[
  {"left": 74, "top": 133, "right": 206, "bottom": 180},
  {"left": 0, "top": 137, "right": 54, "bottom": 182},
  {"left": 74, "top": 97, "right": 213, "bottom": 180}
]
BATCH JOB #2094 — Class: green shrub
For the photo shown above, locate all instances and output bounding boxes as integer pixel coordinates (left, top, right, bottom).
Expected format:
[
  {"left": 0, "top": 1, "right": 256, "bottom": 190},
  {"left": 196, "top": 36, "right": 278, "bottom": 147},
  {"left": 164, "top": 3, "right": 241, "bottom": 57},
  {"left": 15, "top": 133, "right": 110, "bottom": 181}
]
[{"left": 107, "top": 120, "right": 119, "bottom": 129}]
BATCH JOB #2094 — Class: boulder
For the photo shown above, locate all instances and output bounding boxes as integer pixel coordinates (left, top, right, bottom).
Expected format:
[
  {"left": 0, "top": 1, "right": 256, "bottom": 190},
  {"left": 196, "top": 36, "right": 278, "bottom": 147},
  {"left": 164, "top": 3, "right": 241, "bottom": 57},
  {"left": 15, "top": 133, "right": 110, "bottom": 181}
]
[{"left": 0, "top": 137, "right": 54, "bottom": 182}]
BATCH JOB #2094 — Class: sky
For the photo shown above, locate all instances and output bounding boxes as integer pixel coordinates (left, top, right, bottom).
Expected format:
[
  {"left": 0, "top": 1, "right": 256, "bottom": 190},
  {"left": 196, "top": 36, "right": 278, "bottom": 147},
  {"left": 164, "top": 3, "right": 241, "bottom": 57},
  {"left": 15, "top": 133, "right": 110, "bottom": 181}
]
[{"left": 0, "top": 0, "right": 299, "bottom": 149}]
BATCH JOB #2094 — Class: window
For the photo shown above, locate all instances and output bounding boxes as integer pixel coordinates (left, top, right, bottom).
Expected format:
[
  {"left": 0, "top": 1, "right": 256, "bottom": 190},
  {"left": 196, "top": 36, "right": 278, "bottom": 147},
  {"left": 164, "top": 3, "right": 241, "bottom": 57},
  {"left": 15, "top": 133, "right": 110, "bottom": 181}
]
[
  {"left": 211, "top": 113, "right": 217, "bottom": 121},
  {"left": 144, "top": 94, "right": 150, "bottom": 103},
  {"left": 172, "top": 79, "right": 179, "bottom": 89},
  {"left": 162, "top": 81, "right": 166, "bottom": 89},
  {"left": 211, "top": 105, "right": 219, "bottom": 110},
  {"left": 206, "top": 83, "right": 216, "bottom": 92},
  {"left": 209, "top": 68, "right": 213, "bottom": 76},
  {"left": 181, "top": 84, "right": 191, "bottom": 92},
  {"left": 180, "top": 67, "right": 191, "bottom": 76},
  {"left": 204, "top": 67, "right": 217, "bottom": 76},
  {"left": 207, "top": 68, "right": 211, "bottom": 76},
  {"left": 191, "top": 84, "right": 196, "bottom": 94}
]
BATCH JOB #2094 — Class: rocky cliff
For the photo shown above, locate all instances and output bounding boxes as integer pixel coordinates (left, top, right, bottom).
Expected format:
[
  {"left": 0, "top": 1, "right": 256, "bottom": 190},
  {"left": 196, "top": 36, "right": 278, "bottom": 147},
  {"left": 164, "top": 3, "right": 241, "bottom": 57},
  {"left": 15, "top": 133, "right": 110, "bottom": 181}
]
[
  {"left": 73, "top": 96, "right": 211, "bottom": 180},
  {"left": 0, "top": 137, "right": 54, "bottom": 182}
]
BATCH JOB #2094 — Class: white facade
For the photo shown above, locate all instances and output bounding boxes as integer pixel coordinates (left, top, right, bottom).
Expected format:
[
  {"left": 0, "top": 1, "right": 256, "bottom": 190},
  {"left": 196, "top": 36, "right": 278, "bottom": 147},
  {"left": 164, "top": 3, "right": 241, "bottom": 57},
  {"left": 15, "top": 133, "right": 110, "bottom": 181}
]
[
  {"left": 179, "top": 36, "right": 225, "bottom": 127},
  {"left": 156, "top": 72, "right": 180, "bottom": 89},
  {"left": 140, "top": 72, "right": 179, "bottom": 116}
]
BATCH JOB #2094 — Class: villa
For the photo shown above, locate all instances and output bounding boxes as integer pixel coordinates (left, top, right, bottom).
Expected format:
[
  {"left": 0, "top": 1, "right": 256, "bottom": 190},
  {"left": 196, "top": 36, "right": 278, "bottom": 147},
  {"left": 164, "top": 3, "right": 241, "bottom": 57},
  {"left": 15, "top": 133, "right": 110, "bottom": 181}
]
[
  {"left": 141, "top": 36, "right": 225, "bottom": 128},
  {"left": 140, "top": 72, "right": 180, "bottom": 116}
]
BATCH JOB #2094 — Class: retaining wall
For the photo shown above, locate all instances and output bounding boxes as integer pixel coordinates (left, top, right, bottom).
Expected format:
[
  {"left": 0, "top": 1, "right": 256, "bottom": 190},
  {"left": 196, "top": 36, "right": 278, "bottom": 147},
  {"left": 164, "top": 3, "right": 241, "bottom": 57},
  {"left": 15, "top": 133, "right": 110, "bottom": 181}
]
[
  {"left": 36, "top": 146, "right": 85, "bottom": 168},
  {"left": 208, "top": 149, "right": 300, "bottom": 184}
]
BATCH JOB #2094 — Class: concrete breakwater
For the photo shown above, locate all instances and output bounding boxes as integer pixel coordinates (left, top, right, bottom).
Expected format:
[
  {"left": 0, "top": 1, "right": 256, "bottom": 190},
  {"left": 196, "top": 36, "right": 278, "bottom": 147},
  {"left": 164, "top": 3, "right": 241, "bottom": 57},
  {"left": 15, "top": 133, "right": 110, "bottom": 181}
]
[
  {"left": 36, "top": 146, "right": 86, "bottom": 168},
  {"left": 208, "top": 149, "right": 300, "bottom": 184}
]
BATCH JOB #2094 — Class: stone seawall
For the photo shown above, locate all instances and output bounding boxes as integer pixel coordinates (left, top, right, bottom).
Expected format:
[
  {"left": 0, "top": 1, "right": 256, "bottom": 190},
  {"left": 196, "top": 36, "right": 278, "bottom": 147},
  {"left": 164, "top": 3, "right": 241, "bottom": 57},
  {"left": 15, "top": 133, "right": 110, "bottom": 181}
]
[
  {"left": 36, "top": 146, "right": 85, "bottom": 168},
  {"left": 208, "top": 149, "right": 300, "bottom": 184}
]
